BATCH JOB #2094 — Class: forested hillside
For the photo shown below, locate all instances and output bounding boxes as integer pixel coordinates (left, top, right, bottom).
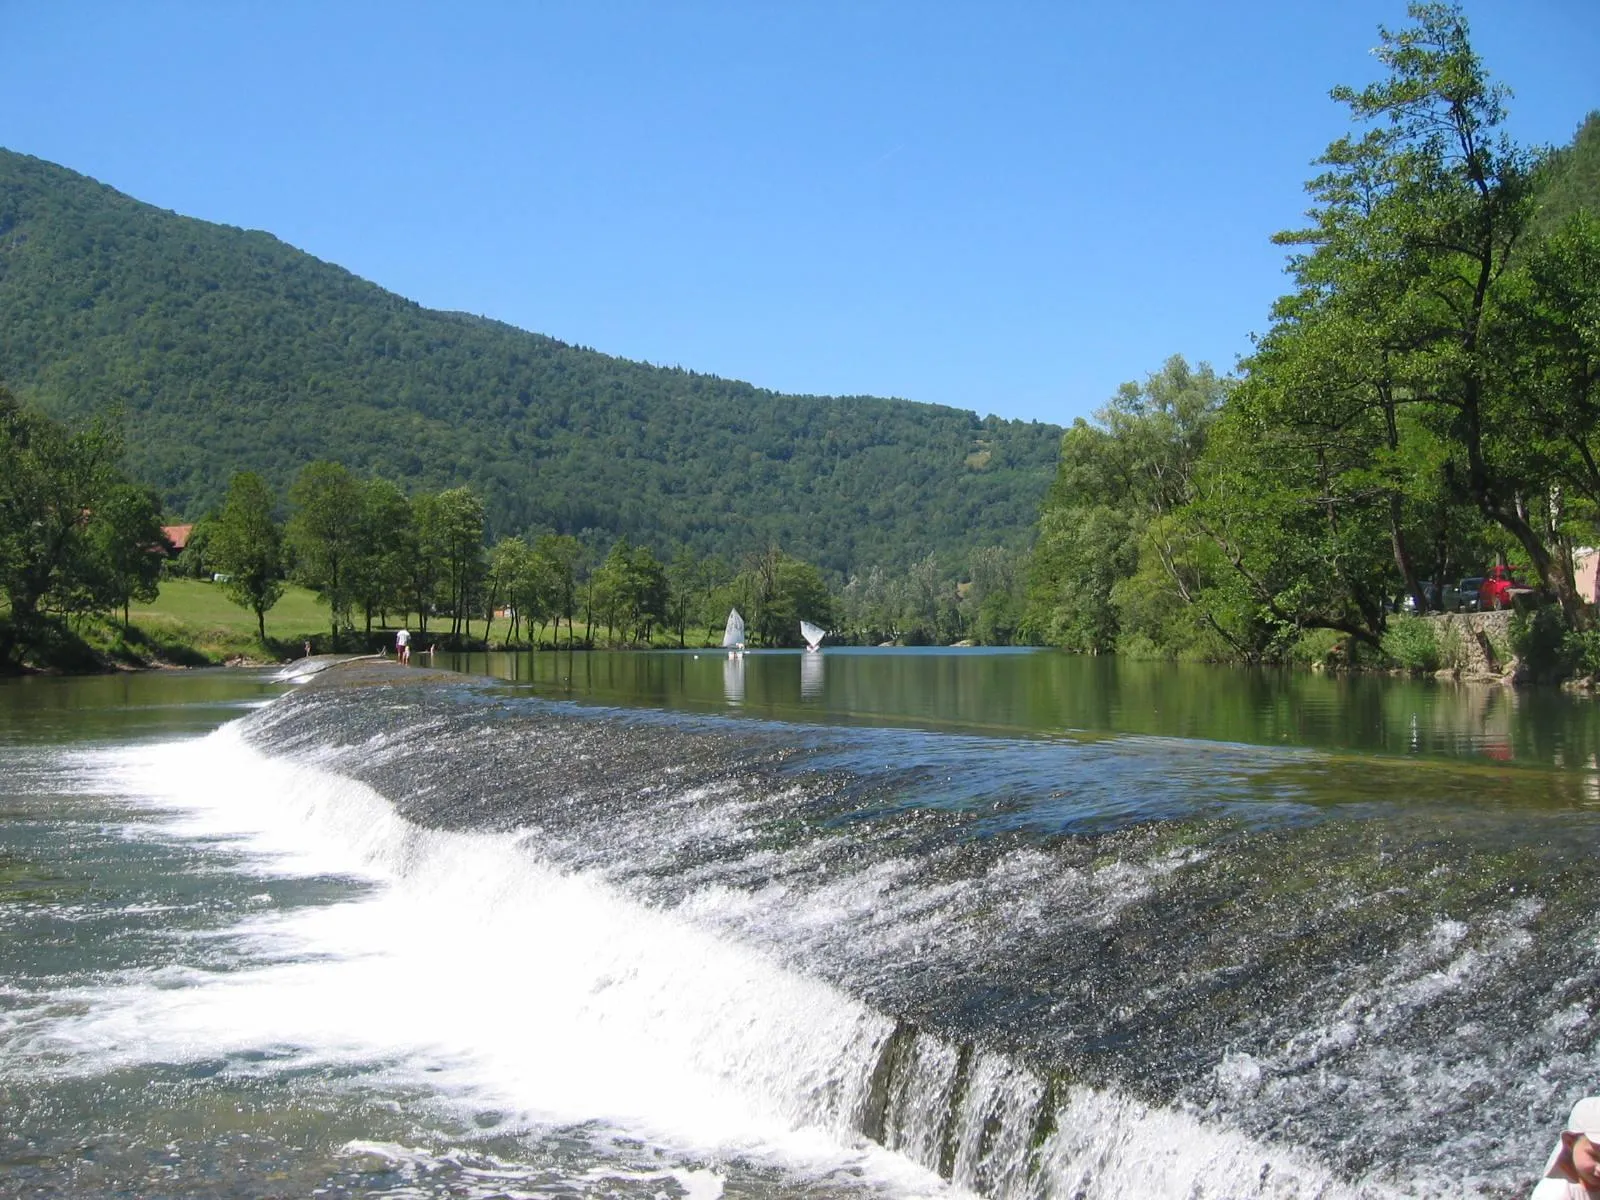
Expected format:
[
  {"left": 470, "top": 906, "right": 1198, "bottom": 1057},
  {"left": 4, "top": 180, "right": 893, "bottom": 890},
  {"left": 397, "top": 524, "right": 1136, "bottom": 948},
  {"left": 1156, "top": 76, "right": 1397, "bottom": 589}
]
[
  {"left": 0, "top": 149, "right": 1061, "bottom": 575},
  {"left": 1531, "top": 111, "right": 1600, "bottom": 237}
]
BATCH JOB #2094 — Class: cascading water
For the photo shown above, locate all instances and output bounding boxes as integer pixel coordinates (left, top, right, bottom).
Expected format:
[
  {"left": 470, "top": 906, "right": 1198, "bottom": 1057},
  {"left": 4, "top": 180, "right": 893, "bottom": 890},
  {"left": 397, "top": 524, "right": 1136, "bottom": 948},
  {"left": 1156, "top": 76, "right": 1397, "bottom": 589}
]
[{"left": 4, "top": 661, "right": 1599, "bottom": 1199}]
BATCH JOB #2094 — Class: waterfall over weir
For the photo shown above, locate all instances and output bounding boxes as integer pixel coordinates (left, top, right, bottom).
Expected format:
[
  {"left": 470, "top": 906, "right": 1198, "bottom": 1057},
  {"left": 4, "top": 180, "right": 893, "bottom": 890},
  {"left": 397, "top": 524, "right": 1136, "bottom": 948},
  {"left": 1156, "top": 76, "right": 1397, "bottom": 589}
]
[{"left": 13, "top": 661, "right": 1600, "bottom": 1198}]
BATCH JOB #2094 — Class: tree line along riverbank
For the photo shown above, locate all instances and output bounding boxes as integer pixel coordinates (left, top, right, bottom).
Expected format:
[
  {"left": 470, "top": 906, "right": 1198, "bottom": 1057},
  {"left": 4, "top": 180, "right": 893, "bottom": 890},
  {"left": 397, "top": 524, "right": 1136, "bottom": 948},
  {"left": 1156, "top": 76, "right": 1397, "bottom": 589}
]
[{"left": 1020, "top": 8, "right": 1600, "bottom": 684}]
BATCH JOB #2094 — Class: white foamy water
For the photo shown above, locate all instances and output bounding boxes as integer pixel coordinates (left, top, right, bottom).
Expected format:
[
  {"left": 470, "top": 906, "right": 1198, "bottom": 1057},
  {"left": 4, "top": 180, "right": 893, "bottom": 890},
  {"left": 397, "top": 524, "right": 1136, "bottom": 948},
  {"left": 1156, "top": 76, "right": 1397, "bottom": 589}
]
[{"left": 6, "top": 719, "right": 1392, "bottom": 1200}]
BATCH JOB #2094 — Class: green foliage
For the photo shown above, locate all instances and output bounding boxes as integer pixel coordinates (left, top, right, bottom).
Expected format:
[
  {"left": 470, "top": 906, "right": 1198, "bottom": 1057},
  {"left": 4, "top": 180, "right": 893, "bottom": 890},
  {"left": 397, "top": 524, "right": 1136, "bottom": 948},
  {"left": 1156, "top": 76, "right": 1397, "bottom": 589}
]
[
  {"left": 171, "top": 517, "right": 214, "bottom": 579},
  {"left": 962, "top": 545, "right": 1023, "bottom": 645},
  {"left": 431, "top": 486, "right": 487, "bottom": 640},
  {"left": 209, "top": 471, "right": 285, "bottom": 640},
  {"left": 591, "top": 536, "right": 668, "bottom": 645},
  {"left": 484, "top": 535, "right": 536, "bottom": 645},
  {"left": 1023, "top": 356, "right": 1227, "bottom": 654},
  {"left": 1271, "top": 2, "right": 1593, "bottom": 626},
  {"left": 286, "top": 461, "right": 364, "bottom": 640},
  {"left": 1380, "top": 615, "right": 1441, "bottom": 672},
  {"left": 1531, "top": 112, "right": 1600, "bottom": 239},
  {"left": 0, "top": 148, "right": 1060, "bottom": 576},
  {"left": 836, "top": 565, "right": 902, "bottom": 645},
  {"left": 1024, "top": 503, "right": 1136, "bottom": 652},
  {"left": 1022, "top": 7, "right": 1600, "bottom": 670},
  {"left": 534, "top": 534, "right": 583, "bottom": 644},
  {"left": 350, "top": 477, "right": 411, "bottom": 632},
  {"left": 727, "top": 546, "right": 836, "bottom": 648},
  {"left": 1510, "top": 607, "right": 1571, "bottom": 680},
  {"left": 1434, "top": 620, "right": 1468, "bottom": 672},
  {"left": 1563, "top": 628, "right": 1600, "bottom": 679},
  {"left": 84, "top": 480, "right": 167, "bottom": 628},
  {"left": 1288, "top": 628, "right": 1347, "bottom": 668},
  {"left": 0, "top": 388, "right": 170, "bottom": 667},
  {"left": 1190, "top": 363, "right": 1397, "bottom": 653}
]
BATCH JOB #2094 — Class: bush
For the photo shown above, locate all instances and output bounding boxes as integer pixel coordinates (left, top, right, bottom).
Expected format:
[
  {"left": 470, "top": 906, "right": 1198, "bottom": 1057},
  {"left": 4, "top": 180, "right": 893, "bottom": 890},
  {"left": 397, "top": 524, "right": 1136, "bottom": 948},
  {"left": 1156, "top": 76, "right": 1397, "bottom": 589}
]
[
  {"left": 1510, "top": 607, "right": 1571, "bottom": 680},
  {"left": 1288, "top": 627, "right": 1346, "bottom": 667},
  {"left": 1561, "top": 627, "right": 1600, "bottom": 679},
  {"left": 1380, "top": 615, "right": 1440, "bottom": 672},
  {"left": 1115, "top": 631, "right": 1166, "bottom": 660},
  {"left": 1436, "top": 619, "right": 1468, "bottom": 671}
]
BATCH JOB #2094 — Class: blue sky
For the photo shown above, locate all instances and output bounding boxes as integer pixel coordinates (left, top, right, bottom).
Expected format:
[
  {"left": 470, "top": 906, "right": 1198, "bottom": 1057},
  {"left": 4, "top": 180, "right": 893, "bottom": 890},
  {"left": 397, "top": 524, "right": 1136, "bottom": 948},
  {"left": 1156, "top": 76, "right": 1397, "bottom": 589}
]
[{"left": 5, "top": 2, "right": 1596, "bottom": 426}]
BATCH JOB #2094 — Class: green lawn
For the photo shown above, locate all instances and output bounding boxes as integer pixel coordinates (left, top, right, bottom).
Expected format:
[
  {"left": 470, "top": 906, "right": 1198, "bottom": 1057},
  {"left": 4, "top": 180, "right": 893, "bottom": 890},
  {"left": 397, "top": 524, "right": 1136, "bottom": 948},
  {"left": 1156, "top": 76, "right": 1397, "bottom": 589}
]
[
  {"left": 121, "top": 581, "right": 722, "bottom": 662},
  {"left": 118, "top": 578, "right": 333, "bottom": 662},
  {"left": 130, "top": 578, "right": 327, "bottom": 638}
]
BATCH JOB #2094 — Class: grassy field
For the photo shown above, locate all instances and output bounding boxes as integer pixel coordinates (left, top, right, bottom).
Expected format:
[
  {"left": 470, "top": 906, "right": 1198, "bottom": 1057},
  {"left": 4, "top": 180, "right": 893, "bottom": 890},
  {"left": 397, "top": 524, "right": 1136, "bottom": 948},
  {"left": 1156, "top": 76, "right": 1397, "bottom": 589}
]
[
  {"left": 119, "top": 578, "right": 333, "bottom": 662},
  {"left": 8, "top": 580, "right": 731, "bottom": 673},
  {"left": 129, "top": 579, "right": 326, "bottom": 638},
  {"left": 104, "top": 580, "right": 726, "bottom": 666}
]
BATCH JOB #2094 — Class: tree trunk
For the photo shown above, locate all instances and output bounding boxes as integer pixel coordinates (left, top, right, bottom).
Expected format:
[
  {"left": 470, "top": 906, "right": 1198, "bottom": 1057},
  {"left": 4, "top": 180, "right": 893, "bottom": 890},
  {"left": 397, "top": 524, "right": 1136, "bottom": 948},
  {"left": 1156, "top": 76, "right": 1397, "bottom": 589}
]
[{"left": 1497, "top": 503, "right": 1589, "bottom": 628}]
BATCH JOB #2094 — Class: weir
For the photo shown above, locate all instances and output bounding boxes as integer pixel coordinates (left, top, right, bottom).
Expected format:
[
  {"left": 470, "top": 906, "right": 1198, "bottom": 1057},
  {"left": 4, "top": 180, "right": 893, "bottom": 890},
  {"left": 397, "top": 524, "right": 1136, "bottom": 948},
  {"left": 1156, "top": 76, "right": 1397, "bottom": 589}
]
[{"left": 12, "top": 662, "right": 1599, "bottom": 1198}]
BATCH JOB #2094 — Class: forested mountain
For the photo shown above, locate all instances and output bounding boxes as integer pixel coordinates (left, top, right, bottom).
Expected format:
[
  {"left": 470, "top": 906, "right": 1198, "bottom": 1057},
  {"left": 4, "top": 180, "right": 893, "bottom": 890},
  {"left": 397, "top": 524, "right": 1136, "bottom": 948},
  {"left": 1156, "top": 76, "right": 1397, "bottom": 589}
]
[
  {"left": 1531, "top": 111, "right": 1600, "bottom": 237},
  {"left": 0, "top": 149, "right": 1062, "bottom": 575}
]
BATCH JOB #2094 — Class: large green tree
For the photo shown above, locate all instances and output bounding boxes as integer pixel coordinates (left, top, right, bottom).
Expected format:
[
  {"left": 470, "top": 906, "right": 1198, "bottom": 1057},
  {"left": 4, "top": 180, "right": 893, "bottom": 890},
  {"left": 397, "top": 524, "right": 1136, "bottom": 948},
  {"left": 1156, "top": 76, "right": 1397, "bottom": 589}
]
[
  {"left": 210, "top": 471, "right": 285, "bottom": 641},
  {"left": 485, "top": 535, "right": 543, "bottom": 646},
  {"left": 0, "top": 389, "right": 178, "bottom": 665},
  {"left": 1023, "top": 357, "right": 1226, "bottom": 652},
  {"left": 533, "top": 533, "right": 582, "bottom": 647},
  {"left": 287, "top": 461, "right": 364, "bottom": 642},
  {"left": 406, "top": 491, "right": 444, "bottom": 637},
  {"left": 1488, "top": 212, "right": 1600, "bottom": 586},
  {"left": 433, "top": 487, "right": 486, "bottom": 641},
  {"left": 734, "top": 545, "right": 836, "bottom": 647},
  {"left": 349, "top": 477, "right": 412, "bottom": 634},
  {"left": 84, "top": 482, "right": 168, "bottom": 631},
  {"left": 0, "top": 388, "right": 123, "bottom": 658},
  {"left": 962, "top": 545, "right": 1023, "bottom": 646},
  {"left": 1265, "top": 2, "right": 1584, "bottom": 624},
  {"left": 592, "top": 537, "right": 668, "bottom": 645}
]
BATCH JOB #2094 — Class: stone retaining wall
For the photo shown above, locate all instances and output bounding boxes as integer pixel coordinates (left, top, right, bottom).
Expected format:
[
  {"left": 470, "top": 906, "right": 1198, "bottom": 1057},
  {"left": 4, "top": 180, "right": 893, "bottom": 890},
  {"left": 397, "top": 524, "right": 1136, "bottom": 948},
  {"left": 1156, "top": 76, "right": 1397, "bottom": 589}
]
[{"left": 1428, "top": 609, "right": 1516, "bottom": 681}]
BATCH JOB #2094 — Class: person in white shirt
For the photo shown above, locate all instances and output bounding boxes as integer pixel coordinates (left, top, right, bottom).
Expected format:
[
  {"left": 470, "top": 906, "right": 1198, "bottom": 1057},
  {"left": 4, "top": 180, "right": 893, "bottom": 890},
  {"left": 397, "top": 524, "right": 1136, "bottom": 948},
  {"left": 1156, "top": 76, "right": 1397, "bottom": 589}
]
[
  {"left": 1533, "top": 1097, "right": 1600, "bottom": 1198},
  {"left": 396, "top": 627, "right": 411, "bottom": 664}
]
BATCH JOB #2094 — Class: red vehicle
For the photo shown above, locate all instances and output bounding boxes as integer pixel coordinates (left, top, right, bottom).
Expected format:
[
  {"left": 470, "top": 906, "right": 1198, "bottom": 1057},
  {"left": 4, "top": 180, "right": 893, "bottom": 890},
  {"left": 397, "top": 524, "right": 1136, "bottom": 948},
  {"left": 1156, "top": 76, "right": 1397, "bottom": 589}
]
[{"left": 1479, "top": 565, "right": 1537, "bottom": 611}]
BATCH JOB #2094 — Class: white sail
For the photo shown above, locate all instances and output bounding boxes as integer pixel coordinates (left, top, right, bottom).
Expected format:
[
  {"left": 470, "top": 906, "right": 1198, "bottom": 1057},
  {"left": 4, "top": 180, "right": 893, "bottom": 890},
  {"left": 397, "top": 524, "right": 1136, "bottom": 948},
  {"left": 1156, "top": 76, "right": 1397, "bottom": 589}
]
[
  {"left": 800, "top": 620, "right": 826, "bottom": 652},
  {"left": 722, "top": 607, "right": 746, "bottom": 649}
]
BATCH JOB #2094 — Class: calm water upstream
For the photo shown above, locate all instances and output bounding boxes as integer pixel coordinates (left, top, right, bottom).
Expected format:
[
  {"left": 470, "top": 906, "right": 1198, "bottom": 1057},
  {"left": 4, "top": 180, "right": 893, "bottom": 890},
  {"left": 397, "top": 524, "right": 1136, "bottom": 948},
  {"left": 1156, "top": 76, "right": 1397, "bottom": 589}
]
[{"left": 3, "top": 649, "right": 1600, "bottom": 1199}]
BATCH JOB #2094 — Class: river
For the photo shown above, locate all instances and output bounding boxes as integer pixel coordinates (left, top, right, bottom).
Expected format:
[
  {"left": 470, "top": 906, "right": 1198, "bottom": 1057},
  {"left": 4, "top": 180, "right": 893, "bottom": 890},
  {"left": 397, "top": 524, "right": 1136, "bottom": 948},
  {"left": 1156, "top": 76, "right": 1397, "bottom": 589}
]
[{"left": 2, "top": 649, "right": 1597, "bottom": 1199}]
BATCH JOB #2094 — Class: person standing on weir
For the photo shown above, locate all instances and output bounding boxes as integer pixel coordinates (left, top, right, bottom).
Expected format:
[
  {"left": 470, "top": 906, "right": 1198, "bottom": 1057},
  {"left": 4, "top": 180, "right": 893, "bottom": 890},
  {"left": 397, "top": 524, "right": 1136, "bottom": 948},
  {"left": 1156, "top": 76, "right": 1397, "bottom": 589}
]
[{"left": 396, "top": 627, "right": 411, "bottom": 664}]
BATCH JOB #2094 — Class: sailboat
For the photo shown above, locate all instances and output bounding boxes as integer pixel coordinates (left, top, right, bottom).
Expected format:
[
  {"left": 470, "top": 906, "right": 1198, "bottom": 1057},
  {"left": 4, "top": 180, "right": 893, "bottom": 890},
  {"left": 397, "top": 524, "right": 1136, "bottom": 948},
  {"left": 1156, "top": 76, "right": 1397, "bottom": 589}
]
[
  {"left": 722, "top": 607, "right": 746, "bottom": 654},
  {"left": 800, "top": 619, "right": 826, "bottom": 652}
]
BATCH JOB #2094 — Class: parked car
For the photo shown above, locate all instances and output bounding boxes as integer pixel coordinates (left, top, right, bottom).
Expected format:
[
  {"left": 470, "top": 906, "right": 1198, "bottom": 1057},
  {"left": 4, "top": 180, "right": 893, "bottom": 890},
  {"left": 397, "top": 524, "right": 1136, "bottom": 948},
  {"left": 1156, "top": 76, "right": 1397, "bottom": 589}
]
[
  {"left": 1457, "top": 576, "right": 1486, "bottom": 612},
  {"left": 1400, "top": 580, "right": 1459, "bottom": 613},
  {"left": 1402, "top": 581, "right": 1438, "bottom": 613},
  {"left": 1479, "top": 565, "right": 1538, "bottom": 610}
]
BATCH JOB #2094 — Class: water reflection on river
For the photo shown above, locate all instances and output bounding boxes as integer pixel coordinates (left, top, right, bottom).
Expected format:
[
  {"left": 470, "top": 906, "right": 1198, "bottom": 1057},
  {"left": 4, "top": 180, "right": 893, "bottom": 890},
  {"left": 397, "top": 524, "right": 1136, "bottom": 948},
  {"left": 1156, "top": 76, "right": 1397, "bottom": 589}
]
[{"left": 437, "top": 646, "right": 1599, "bottom": 770}]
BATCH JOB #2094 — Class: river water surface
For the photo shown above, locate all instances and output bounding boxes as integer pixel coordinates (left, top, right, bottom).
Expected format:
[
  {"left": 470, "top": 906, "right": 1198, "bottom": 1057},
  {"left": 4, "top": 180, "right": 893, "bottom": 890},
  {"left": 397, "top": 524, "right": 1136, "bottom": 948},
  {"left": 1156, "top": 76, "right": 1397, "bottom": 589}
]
[{"left": 3, "top": 649, "right": 1599, "bottom": 1199}]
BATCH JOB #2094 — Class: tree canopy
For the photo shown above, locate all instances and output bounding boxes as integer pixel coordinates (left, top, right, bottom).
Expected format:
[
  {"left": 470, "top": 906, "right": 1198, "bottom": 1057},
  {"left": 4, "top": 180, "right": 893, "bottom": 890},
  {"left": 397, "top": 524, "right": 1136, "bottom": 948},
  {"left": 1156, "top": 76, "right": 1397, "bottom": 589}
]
[
  {"left": 0, "top": 389, "right": 171, "bottom": 666},
  {"left": 1026, "top": 5, "right": 1600, "bottom": 663}
]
